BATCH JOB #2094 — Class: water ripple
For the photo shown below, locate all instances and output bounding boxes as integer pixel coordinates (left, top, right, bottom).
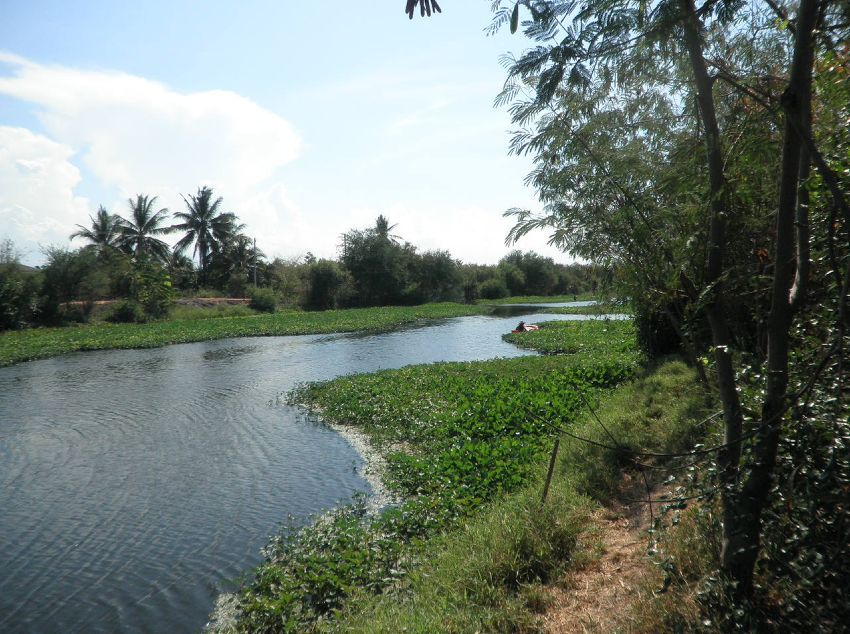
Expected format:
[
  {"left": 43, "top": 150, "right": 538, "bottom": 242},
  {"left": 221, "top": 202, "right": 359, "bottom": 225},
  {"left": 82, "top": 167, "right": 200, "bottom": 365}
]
[{"left": 0, "top": 308, "right": 604, "bottom": 632}]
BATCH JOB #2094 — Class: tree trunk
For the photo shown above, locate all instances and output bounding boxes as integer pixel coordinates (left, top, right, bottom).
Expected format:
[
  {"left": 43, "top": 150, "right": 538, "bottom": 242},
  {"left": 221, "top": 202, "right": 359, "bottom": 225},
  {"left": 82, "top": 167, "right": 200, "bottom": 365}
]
[
  {"left": 724, "top": 0, "right": 820, "bottom": 597},
  {"left": 678, "top": 0, "right": 746, "bottom": 588}
]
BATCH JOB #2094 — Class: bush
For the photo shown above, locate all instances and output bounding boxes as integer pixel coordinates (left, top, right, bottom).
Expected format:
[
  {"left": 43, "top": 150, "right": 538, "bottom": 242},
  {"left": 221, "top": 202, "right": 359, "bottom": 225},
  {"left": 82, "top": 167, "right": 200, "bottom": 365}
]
[
  {"left": 108, "top": 300, "right": 146, "bottom": 323},
  {"left": 130, "top": 261, "right": 174, "bottom": 320},
  {"left": 633, "top": 299, "right": 682, "bottom": 359},
  {"left": 248, "top": 286, "right": 277, "bottom": 313},
  {"left": 304, "top": 260, "right": 348, "bottom": 310},
  {"left": 0, "top": 264, "right": 39, "bottom": 330},
  {"left": 480, "top": 277, "right": 509, "bottom": 299}
]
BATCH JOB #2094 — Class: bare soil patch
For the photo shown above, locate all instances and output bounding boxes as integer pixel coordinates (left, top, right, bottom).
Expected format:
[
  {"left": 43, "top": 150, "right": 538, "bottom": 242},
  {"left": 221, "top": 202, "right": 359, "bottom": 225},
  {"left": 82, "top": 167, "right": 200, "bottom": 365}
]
[
  {"left": 175, "top": 297, "right": 250, "bottom": 308},
  {"left": 541, "top": 481, "right": 662, "bottom": 633}
]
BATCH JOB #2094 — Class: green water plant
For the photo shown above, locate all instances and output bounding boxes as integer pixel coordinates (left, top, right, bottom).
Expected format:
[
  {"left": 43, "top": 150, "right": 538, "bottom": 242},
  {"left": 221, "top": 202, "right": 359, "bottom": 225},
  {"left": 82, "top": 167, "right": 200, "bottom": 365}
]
[
  {"left": 0, "top": 303, "right": 488, "bottom": 367},
  {"left": 233, "top": 320, "right": 645, "bottom": 631}
]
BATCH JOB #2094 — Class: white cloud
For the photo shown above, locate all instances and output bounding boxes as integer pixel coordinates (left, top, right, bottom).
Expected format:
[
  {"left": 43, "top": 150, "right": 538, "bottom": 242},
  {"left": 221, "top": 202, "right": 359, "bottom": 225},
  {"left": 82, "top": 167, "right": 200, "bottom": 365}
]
[
  {"left": 0, "top": 126, "right": 90, "bottom": 263},
  {"left": 336, "top": 203, "right": 571, "bottom": 265},
  {"left": 238, "top": 184, "right": 319, "bottom": 261},
  {"left": 0, "top": 53, "right": 572, "bottom": 267},
  {"left": 0, "top": 52, "right": 303, "bottom": 262}
]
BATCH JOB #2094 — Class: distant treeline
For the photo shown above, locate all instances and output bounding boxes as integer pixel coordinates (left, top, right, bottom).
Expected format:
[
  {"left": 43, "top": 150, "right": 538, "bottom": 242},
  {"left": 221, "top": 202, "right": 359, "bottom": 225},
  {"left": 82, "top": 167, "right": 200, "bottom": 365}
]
[{"left": 0, "top": 194, "right": 604, "bottom": 329}]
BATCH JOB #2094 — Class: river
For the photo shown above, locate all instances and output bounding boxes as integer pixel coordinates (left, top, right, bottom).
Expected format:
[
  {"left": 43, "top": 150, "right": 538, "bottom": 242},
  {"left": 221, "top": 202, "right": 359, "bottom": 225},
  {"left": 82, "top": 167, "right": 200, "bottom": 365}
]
[{"left": 0, "top": 304, "right": 609, "bottom": 633}]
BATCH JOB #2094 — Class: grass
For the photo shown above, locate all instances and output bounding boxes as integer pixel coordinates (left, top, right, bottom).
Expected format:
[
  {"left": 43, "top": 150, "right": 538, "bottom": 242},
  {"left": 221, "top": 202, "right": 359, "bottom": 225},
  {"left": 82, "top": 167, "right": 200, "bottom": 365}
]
[
  {"left": 331, "top": 360, "right": 709, "bottom": 633},
  {"left": 231, "top": 320, "right": 651, "bottom": 632},
  {"left": 0, "top": 303, "right": 488, "bottom": 367},
  {"left": 476, "top": 292, "right": 596, "bottom": 305},
  {"left": 168, "top": 304, "right": 258, "bottom": 320}
]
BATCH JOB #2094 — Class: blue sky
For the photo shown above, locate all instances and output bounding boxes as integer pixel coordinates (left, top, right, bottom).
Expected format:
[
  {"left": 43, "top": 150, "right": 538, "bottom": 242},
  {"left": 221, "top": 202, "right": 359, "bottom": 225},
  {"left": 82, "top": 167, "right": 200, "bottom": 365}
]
[{"left": 0, "top": 1, "right": 567, "bottom": 266}]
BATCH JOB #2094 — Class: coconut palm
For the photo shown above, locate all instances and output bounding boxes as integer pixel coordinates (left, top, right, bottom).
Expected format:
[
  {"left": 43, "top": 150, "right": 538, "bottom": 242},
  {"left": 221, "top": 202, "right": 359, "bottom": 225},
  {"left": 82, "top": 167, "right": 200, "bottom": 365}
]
[
  {"left": 70, "top": 206, "right": 122, "bottom": 253},
  {"left": 117, "top": 195, "right": 174, "bottom": 262},
  {"left": 172, "top": 186, "right": 242, "bottom": 284},
  {"left": 374, "top": 215, "right": 401, "bottom": 243},
  {"left": 223, "top": 234, "right": 265, "bottom": 274}
]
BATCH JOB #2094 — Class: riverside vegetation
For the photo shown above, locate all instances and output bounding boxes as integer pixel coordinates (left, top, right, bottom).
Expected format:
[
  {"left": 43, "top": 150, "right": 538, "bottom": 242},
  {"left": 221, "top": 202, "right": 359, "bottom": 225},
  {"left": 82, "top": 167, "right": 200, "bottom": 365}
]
[
  {"left": 229, "top": 319, "right": 713, "bottom": 632},
  {"left": 0, "top": 303, "right": 488, "bottom": 367}
]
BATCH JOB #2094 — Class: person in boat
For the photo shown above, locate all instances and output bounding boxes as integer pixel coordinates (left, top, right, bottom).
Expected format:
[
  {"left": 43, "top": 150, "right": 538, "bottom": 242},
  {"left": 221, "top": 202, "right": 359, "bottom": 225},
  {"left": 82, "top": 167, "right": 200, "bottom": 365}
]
[{"left": 516, "top": 321, "right": 527, "bottom": 332}]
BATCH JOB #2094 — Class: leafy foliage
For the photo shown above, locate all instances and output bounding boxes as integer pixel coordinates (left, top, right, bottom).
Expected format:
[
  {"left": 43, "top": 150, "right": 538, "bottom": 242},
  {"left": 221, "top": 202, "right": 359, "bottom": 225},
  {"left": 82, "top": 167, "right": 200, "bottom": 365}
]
[
  {"left": 70, "top": 206, "right": 123, "bottom": 253},
  {"left": 117, "top": 195, "right": 174, "bottom": 263},
  {"left": 248, "top": 286, "right": 277, "bottom": 313},
  {"left": 172, "top": 186, "right": 243, "bottom": 284},
  {"left": 490, "top": 0, "right": 849, "bottom": 624},
  {"left": 0, "top": 259, "right": 39, "bottom": 330},
  {"left": 304, "top": 259, "right": 350, "bottom": 310}
]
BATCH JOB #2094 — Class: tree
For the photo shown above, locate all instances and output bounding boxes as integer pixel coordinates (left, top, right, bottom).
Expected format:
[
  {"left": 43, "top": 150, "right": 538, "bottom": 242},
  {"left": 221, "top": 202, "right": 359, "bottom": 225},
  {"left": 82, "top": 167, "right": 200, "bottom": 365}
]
[
  {"left": 499, "top": 251, "right": 558, "bottom": 296},
  {"left": 374, "top": 214, "right": 401, "bottom": 242},
  {"left": 305, "top": 259, "right": 350, "bottom": 310},
  {"left": 0, "top": 239, "right": 39, "bottom": 330},
  {"left": 404, "top": 0, "right": 441, "bottom": 19},
  {"left": 117, "top": 195, "right": 174, "bottom": 262},
  {"left": 210, "top": 234, "right": 265, "bottom": 294},
  {"left": 70, "top": 206, "right": 123, "bottom": 253},
  {"left": 340, "top": 218, "right": 413, "bottom": 306},
  {"left": 409, "top": 250, "right": 462, "bottom": 302},
  {"left": 172, "top": 186, "right": 242, "bottom": 285},
  {"left": 165, "top": 252, "right": 197, "bottom": 291},
  {"left": 491, "top": 0, "right": 849, "bottom": 609},
  {"left": 38, "top": 247, "right": 104, "bottom": 323}
]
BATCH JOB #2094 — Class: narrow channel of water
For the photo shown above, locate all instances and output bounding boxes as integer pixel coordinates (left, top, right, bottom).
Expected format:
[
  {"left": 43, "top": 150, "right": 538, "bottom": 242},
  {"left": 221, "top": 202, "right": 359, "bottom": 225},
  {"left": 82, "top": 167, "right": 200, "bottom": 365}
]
[{"left": 0, "top": 306, "right": 615, "bottom": 633}]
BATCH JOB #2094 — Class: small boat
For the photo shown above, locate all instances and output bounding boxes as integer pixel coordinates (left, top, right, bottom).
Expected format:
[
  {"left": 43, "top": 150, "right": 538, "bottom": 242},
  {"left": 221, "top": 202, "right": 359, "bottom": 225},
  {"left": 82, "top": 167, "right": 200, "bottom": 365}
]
[{"left": 512, "top": 324, "right": 539, "bottom": 334}]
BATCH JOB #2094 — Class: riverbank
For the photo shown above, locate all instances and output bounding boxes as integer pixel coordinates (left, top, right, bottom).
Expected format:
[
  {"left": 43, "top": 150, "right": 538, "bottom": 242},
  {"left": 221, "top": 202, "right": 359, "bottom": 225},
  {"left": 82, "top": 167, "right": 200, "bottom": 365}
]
[
  {"left": 227, "top": 319, "right": 713, "bottom": 632},
  {"left": 0, "top": 302, "right": 488, "bottom": 367},
  {"left": 476, "top": 292, "right": 596, "bottom": 305},
  {"left": 478, "top": 294, "right": 629, "bottom": 315}
]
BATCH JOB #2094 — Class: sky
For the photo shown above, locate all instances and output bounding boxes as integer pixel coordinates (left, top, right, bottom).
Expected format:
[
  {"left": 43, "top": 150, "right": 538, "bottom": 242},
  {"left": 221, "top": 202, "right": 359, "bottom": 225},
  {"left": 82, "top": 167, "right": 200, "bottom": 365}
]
[{"left": 0, "top": 1, "right": 569, "bottom": 267}]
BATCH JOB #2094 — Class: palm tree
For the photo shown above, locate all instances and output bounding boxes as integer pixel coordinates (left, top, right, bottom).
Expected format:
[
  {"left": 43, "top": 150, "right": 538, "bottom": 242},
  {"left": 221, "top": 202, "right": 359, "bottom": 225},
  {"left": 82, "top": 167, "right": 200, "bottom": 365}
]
[
  {"left": 374, "top": 215, "right": 401, "bottom": 243},
  {"left": 172, "top": 186, "right": 242, "bottom": 284},
  {"left": 117, "top": 195, "right": 174, "bottom": 262},
  {"left": 70, "top": 206, "right": 122, "bottom": 253}
]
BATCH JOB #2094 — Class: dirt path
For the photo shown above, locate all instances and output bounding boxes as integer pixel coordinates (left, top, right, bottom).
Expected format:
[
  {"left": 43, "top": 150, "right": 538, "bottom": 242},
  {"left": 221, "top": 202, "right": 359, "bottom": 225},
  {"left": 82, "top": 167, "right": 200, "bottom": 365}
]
[{"left": 541, "top": 489, "right": 659, "bottom": 633}]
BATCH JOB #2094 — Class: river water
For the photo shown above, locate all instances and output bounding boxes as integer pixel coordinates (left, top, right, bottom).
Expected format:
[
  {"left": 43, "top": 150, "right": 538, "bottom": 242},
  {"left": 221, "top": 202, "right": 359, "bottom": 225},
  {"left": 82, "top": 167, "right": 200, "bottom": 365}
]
[{"left": 0, "top": 304, "right": 606, "bottom": 633}]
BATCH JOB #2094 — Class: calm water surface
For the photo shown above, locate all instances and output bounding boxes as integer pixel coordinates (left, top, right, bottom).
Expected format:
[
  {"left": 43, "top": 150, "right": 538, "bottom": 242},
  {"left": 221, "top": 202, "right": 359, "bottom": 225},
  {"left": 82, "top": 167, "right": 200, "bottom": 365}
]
[{"left": 0, "top": 307, "right": 608, "bottom": 633}]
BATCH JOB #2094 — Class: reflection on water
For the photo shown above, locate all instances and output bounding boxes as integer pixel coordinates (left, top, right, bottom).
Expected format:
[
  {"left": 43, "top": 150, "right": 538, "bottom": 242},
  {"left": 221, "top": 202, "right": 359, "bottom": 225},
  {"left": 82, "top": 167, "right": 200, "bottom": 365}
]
[{"left": 0, "top": 305, "right": 617, "bottom": 633}]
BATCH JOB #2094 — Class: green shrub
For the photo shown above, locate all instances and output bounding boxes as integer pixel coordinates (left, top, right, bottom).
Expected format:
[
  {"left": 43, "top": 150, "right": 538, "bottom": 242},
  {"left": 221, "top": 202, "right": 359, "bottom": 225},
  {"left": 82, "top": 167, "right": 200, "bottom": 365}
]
[
  {"left": 304, "top": 260, "right": 348, "bottom": 310},
  {"left": 0, "top": 265, "right": 39, "bottom": 330},
  {"left": 248, "top": 287, "right": 277, "bottom": 313},
  {"left": 108, "top": 300, "right": 146, "bottom": 323},
  {"left": 479, "top": 277, "right": 509, "bottom": 299}
]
